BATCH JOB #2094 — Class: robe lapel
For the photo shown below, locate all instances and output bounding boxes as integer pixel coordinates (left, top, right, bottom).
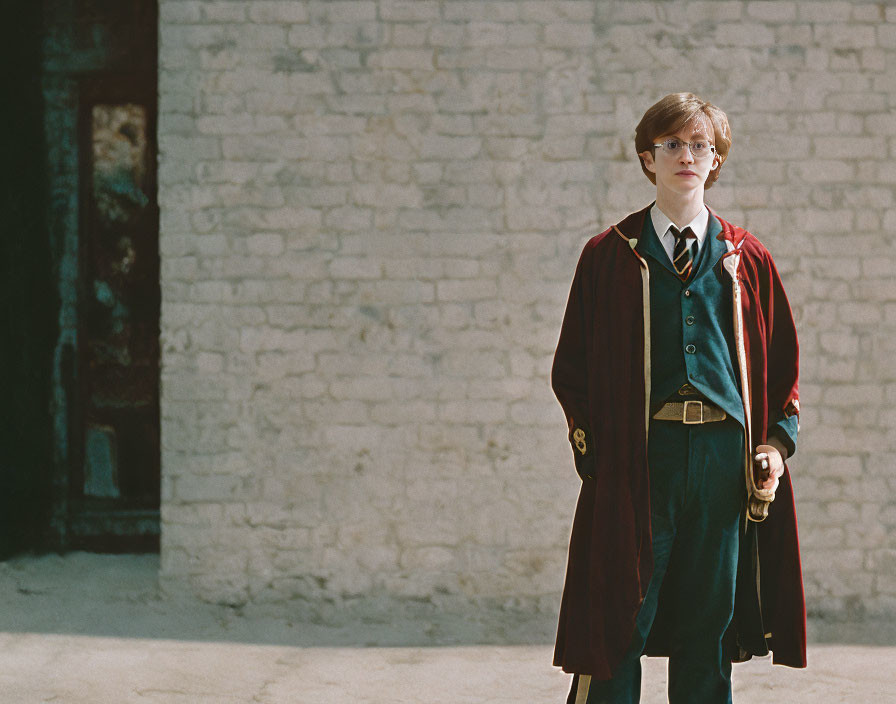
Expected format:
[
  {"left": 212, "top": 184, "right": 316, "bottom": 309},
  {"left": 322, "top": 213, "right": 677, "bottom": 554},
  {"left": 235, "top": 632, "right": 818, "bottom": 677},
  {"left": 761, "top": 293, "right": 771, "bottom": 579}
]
[{"left": 635, "top": 212, "right": 679, "bottom": 278}]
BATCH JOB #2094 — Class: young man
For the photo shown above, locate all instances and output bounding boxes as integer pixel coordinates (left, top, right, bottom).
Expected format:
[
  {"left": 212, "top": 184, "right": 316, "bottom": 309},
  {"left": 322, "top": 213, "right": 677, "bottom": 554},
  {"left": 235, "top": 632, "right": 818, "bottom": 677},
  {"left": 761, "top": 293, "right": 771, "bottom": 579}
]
[{"left": 551, "top": 93, "right": 806, "bottom": 704}]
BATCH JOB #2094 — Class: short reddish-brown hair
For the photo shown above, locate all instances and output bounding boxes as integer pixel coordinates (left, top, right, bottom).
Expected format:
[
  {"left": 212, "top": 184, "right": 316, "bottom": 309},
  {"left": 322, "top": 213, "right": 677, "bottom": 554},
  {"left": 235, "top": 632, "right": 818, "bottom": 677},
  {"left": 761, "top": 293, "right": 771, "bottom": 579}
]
[{"left": 634, "top": 93, "right": 732, "bottom": 189}]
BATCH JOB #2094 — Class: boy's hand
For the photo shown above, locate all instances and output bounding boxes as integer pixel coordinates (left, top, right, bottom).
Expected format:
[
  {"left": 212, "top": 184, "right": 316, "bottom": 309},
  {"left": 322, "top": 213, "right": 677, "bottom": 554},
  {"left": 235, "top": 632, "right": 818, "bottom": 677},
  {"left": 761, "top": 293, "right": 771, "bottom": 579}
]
[{"left": 753, "top": 443, "right": 785, "bottom": 493}]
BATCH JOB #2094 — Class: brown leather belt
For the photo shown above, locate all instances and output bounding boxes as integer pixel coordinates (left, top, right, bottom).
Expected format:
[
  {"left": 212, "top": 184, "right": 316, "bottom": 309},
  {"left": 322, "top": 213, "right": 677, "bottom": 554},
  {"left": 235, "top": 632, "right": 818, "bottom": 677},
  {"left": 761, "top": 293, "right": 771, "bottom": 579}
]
[{"left": 653, "top": 399, "right": 727, "bottom": 424}]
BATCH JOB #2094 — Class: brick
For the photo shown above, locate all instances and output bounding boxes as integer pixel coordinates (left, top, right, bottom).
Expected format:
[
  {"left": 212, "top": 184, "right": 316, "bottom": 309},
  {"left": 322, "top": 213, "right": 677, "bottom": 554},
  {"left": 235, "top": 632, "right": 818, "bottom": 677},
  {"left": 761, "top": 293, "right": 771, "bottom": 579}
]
[
  {"left": 195, "top": 114, "right": 255, "bottom": 135},
  {"left": 368, "top": 48, "right": 434, "bottom": 69},
  {"left": 861, "top": 48, "right": 886, "bottom": 71},
  {"left": 746, "top": 1, "right": 796, "bottom": 22},
  {"left": 467, "top": 22, "right": 509, "bottom": 47},
  {"left": 864, "top": 113, "right": 896, "bottom": 135},
  {"left": 823, "top": 384, "right": 883, "bottom": 406},
  {"left": 245, "top": 233, "right": 285, "bottom": 256},
  {"left": 439, "top": 400, "right": 508, "bottom": 424},
  {"left": 286, "top": 24, "right": 328, "bottom": 48},
  {"left": 507, "top": 23, "right": 540, "bottom": 46},
  {"left": 814, "top": 23, "right": 877, "bottom": 48},
  {"left": 716, "top": 22, "right": 776, "bottom": 47},
  {"left": 428, "top": 22, "right": 466, "bottom": 46},
  {"left": 174, "top": 474, "right": 249, "bottom": 502},
  {"left": 837, "top": 302, "right": 883, "bottom": 325},
  {"left": 484, "top": 47, "right": 541, "bottom": 70},
  {"left": 545, "top": 114, "right": 616, "bottom": 135},
  {"left": 544, "top": 23, "right": 595, "bottom": 47},
  {"left": 160, "top": 2, "right": 203, "bottom": 23},
  {"left": 443, "top": 2, "right": 519, "bottom": 22},
  {"left": 798, "top": 2, "right": 852, "bottom": 22},
  {"left": 685, "top": 1, "right": 745, "bottom": 20},
  {"left": 609, "top": 1, "right": 658, "bottom": 22},
  {"left": 419, "top": 135, "right": 483, "bottom": 160},
  {"left": 790, "top": 208, "right": 853, "bottom": 233},
  {"left": 436, "top": 279, "right": 498, "bottom": 302},
  {"left": 852, "top": 4, "right": 884, "bottom": 22},
  {"left": 200, "top": 2, "right": 247, "bottom": 22},
  {"left": 390, "top": 23, "right": 428, "bottom": 46},
  {"left": 370, "top": 400, "right": 438, "bottom": 424},
  {"left": 324, "top": 206, "right": 373, "bottom": 231},
  {"left": 323, "top": 1, "right": 376, "bottom": 22},
  {"left": 248, "top": 2, "right": 309, "bottom": 23},
  {"left": 352, "top": 184, "right": 422, "bottom": 208},
  {"left": 521, "top": 1, "right": 595, "bottom": 21},
  {"left": 328, "top": 257, "right": 382, "bottom": 279},
  {"left": 380, "top": 0, "right": 440, "bottom": 21}
]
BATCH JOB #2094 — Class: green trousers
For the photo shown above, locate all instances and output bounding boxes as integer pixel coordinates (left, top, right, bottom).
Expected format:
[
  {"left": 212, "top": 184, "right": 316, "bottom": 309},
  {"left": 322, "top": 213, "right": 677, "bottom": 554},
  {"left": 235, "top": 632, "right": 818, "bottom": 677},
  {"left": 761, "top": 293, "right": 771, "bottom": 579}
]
[{"left": 582, "top": 416, "right": 745, "bottom": 704}]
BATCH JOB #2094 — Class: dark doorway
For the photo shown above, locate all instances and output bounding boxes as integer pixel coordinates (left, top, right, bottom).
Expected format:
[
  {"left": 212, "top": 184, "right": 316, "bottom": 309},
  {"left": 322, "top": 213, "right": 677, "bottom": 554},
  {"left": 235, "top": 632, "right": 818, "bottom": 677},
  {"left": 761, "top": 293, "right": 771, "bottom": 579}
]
[
  {"left": 69, "top": 74, "right": 161, "bottom": 551},
  {"left": 44, "top": 0, "right": 161, "bottom": 553},
  {"left": 0, "top": 3, "right": 56, "bottom": 559}
]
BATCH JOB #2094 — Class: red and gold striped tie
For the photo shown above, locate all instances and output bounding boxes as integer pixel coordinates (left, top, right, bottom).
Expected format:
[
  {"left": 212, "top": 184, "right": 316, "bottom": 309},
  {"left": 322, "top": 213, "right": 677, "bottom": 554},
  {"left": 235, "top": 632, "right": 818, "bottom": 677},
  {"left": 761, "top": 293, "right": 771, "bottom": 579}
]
[{"left": 670, "top": 225, "right": 696, "bottom": 281}]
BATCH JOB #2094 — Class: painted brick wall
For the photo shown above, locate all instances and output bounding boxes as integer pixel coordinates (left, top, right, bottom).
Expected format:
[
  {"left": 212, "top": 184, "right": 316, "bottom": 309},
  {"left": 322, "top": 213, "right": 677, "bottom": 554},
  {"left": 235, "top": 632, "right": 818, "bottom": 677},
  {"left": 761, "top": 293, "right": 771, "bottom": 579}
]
[{"left": 158, "top": 0, "right": 896, "bottom": 621}]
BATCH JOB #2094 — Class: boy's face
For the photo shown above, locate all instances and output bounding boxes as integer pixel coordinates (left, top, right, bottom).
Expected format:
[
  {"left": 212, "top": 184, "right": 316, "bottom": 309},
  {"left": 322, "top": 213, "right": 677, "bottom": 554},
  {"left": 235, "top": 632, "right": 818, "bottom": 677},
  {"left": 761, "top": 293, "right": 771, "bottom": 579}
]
[{"left": 638, "top": 115, "right": 720, "bottom": 198}]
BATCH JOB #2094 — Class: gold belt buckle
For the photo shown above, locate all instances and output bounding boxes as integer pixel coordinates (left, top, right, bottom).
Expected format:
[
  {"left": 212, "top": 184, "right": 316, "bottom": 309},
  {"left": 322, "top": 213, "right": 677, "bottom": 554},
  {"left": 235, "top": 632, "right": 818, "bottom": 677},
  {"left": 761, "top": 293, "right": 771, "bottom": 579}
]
[{"left": 682, "top": 399, "right": 704, "bottom": 424}]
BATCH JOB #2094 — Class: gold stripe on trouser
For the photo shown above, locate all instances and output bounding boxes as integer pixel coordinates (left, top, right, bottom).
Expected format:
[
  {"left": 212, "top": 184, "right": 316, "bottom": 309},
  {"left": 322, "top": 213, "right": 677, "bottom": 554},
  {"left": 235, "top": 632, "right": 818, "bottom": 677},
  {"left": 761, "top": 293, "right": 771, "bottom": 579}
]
[{"left": 574, "top": 675, "right": 591, "bottom": 704}]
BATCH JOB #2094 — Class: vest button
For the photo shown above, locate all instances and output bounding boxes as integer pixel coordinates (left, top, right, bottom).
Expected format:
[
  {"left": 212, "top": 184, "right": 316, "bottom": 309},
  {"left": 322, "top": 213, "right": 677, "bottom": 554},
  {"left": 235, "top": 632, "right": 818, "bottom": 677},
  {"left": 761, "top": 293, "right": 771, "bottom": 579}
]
[
  {"left": 686, "top": 315, "right": 695, "bottom": 325},
  {"left": 684, "top": 290, "right": 691, "bottom": 297},
  {"left": 685, "top": 344, "right": 696, "bottom": 354}
]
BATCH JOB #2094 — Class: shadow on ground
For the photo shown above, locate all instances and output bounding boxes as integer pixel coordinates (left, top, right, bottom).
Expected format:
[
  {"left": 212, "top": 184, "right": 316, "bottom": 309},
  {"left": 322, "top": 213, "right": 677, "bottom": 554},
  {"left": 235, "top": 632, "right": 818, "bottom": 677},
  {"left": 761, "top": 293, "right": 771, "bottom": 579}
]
[
  {"left": 1, "top": 552, "right": 893, "bottom": 649},
  {"left": 0, "top": 552, "right": 556, "bottom": 647}
]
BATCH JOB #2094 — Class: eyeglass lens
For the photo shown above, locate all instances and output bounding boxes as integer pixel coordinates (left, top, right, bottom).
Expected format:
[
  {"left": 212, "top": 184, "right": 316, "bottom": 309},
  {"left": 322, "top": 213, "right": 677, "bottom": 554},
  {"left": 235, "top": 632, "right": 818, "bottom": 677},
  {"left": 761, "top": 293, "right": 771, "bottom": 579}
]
[{"left": 657, "top": 139, "right": 714, "bottom": 158}]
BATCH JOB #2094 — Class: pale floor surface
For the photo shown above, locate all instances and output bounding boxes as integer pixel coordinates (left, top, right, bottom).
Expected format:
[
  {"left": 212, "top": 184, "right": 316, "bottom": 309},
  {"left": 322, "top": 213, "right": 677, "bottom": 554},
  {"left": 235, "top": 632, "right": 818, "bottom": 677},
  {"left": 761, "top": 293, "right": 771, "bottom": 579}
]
[
  {"left": 4, "top": 637, "right": 896, "bottom": 703},
  {"left": 1, "top": 553, "right": 894, "bottom": 703}
]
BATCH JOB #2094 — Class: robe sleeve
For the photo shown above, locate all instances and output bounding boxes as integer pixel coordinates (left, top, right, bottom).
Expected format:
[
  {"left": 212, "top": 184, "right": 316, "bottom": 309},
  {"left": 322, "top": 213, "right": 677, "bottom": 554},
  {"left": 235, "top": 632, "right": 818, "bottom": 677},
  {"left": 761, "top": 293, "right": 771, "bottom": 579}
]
[
  {"left": 762, "top": 249, "right": 800, "bottom": 458},
  {"left": 768, "top": 412, "right": 798, "bottom": 459},
  {"left": 551, "top": 243, "right": 596, "bottom": 480}
]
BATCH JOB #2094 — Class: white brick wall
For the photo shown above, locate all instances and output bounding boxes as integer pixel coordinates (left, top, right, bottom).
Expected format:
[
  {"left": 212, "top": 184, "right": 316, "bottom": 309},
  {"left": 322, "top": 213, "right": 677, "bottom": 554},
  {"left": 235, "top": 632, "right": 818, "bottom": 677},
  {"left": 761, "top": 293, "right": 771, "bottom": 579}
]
[{"left": 158, "top": 0, "right": 896, "bottom": 621}]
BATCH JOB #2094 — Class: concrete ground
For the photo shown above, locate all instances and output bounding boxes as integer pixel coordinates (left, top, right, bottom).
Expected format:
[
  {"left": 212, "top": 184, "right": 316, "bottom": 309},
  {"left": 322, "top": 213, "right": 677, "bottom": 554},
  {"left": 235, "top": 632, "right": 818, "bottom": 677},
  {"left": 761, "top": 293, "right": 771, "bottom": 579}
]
[{"left": 1, "top": 553, "right": 894, "bottom": 703}]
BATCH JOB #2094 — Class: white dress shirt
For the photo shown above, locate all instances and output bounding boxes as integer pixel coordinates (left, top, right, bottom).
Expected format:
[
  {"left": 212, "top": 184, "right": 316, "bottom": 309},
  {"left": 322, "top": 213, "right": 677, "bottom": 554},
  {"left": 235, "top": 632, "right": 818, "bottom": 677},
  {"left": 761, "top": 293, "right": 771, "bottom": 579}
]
[{"left": 649, "top": 204, "right": 710, "bottom": 266}]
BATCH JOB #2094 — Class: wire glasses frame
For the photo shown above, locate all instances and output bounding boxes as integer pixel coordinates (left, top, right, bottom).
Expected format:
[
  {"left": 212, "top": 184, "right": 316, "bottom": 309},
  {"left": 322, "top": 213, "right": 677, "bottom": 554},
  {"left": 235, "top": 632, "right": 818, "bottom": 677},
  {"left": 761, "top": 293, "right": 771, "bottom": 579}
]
[{"left": 652, "top": 138, "right": 716, "bottom": 160}]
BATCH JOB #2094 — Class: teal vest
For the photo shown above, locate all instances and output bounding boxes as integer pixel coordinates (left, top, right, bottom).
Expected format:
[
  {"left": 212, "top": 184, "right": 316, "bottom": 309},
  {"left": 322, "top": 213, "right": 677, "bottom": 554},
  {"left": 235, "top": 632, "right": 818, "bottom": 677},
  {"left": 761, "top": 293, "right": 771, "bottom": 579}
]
[{"left": 637, "top": 211, "right": 745, "bottom": 429}]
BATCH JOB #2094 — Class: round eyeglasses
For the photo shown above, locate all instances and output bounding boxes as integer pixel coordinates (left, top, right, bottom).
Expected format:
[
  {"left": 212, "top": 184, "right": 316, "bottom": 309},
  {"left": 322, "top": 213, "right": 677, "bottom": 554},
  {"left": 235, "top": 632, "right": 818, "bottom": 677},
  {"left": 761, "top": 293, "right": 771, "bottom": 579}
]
[{"left": 653, "top": 138, "right": 716, "bottom": 160}]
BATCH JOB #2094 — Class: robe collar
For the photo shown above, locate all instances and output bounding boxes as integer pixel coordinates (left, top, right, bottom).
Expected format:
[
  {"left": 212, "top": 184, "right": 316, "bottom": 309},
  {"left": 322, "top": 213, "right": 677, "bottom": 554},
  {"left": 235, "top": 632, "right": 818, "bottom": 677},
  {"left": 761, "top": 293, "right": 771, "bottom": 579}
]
[
  {"left": 614, "top": 203, "right": 748, "bottom": 283},
  {"left": 613, "top": 202, "right": 748, "bottom": 249},
  {"left": 636, "top": 205, "right": 725, "bottom": 277}
]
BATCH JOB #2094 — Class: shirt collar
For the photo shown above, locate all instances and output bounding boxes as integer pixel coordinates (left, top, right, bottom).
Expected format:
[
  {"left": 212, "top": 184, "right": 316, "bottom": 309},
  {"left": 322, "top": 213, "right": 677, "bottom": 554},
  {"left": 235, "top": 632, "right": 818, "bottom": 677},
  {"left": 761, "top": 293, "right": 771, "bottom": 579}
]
[{"left": 650, "top": 204, "right": 710, "bottom": 247}]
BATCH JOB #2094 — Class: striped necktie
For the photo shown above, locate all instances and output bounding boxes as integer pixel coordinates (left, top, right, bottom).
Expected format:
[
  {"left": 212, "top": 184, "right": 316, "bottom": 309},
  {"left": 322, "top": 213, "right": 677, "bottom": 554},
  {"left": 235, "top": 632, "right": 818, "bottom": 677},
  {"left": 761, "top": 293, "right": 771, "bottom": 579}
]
[{"left": 669, "top": 225, "right": 696, "bottom": 281}]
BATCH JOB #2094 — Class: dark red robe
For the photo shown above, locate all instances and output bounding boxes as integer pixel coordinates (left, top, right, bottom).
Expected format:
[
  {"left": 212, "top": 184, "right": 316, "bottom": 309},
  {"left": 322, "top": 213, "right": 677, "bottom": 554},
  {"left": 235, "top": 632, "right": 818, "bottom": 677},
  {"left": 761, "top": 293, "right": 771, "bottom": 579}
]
[{"left": 551, "top": 205, "right": 806, "bottom": 679}]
